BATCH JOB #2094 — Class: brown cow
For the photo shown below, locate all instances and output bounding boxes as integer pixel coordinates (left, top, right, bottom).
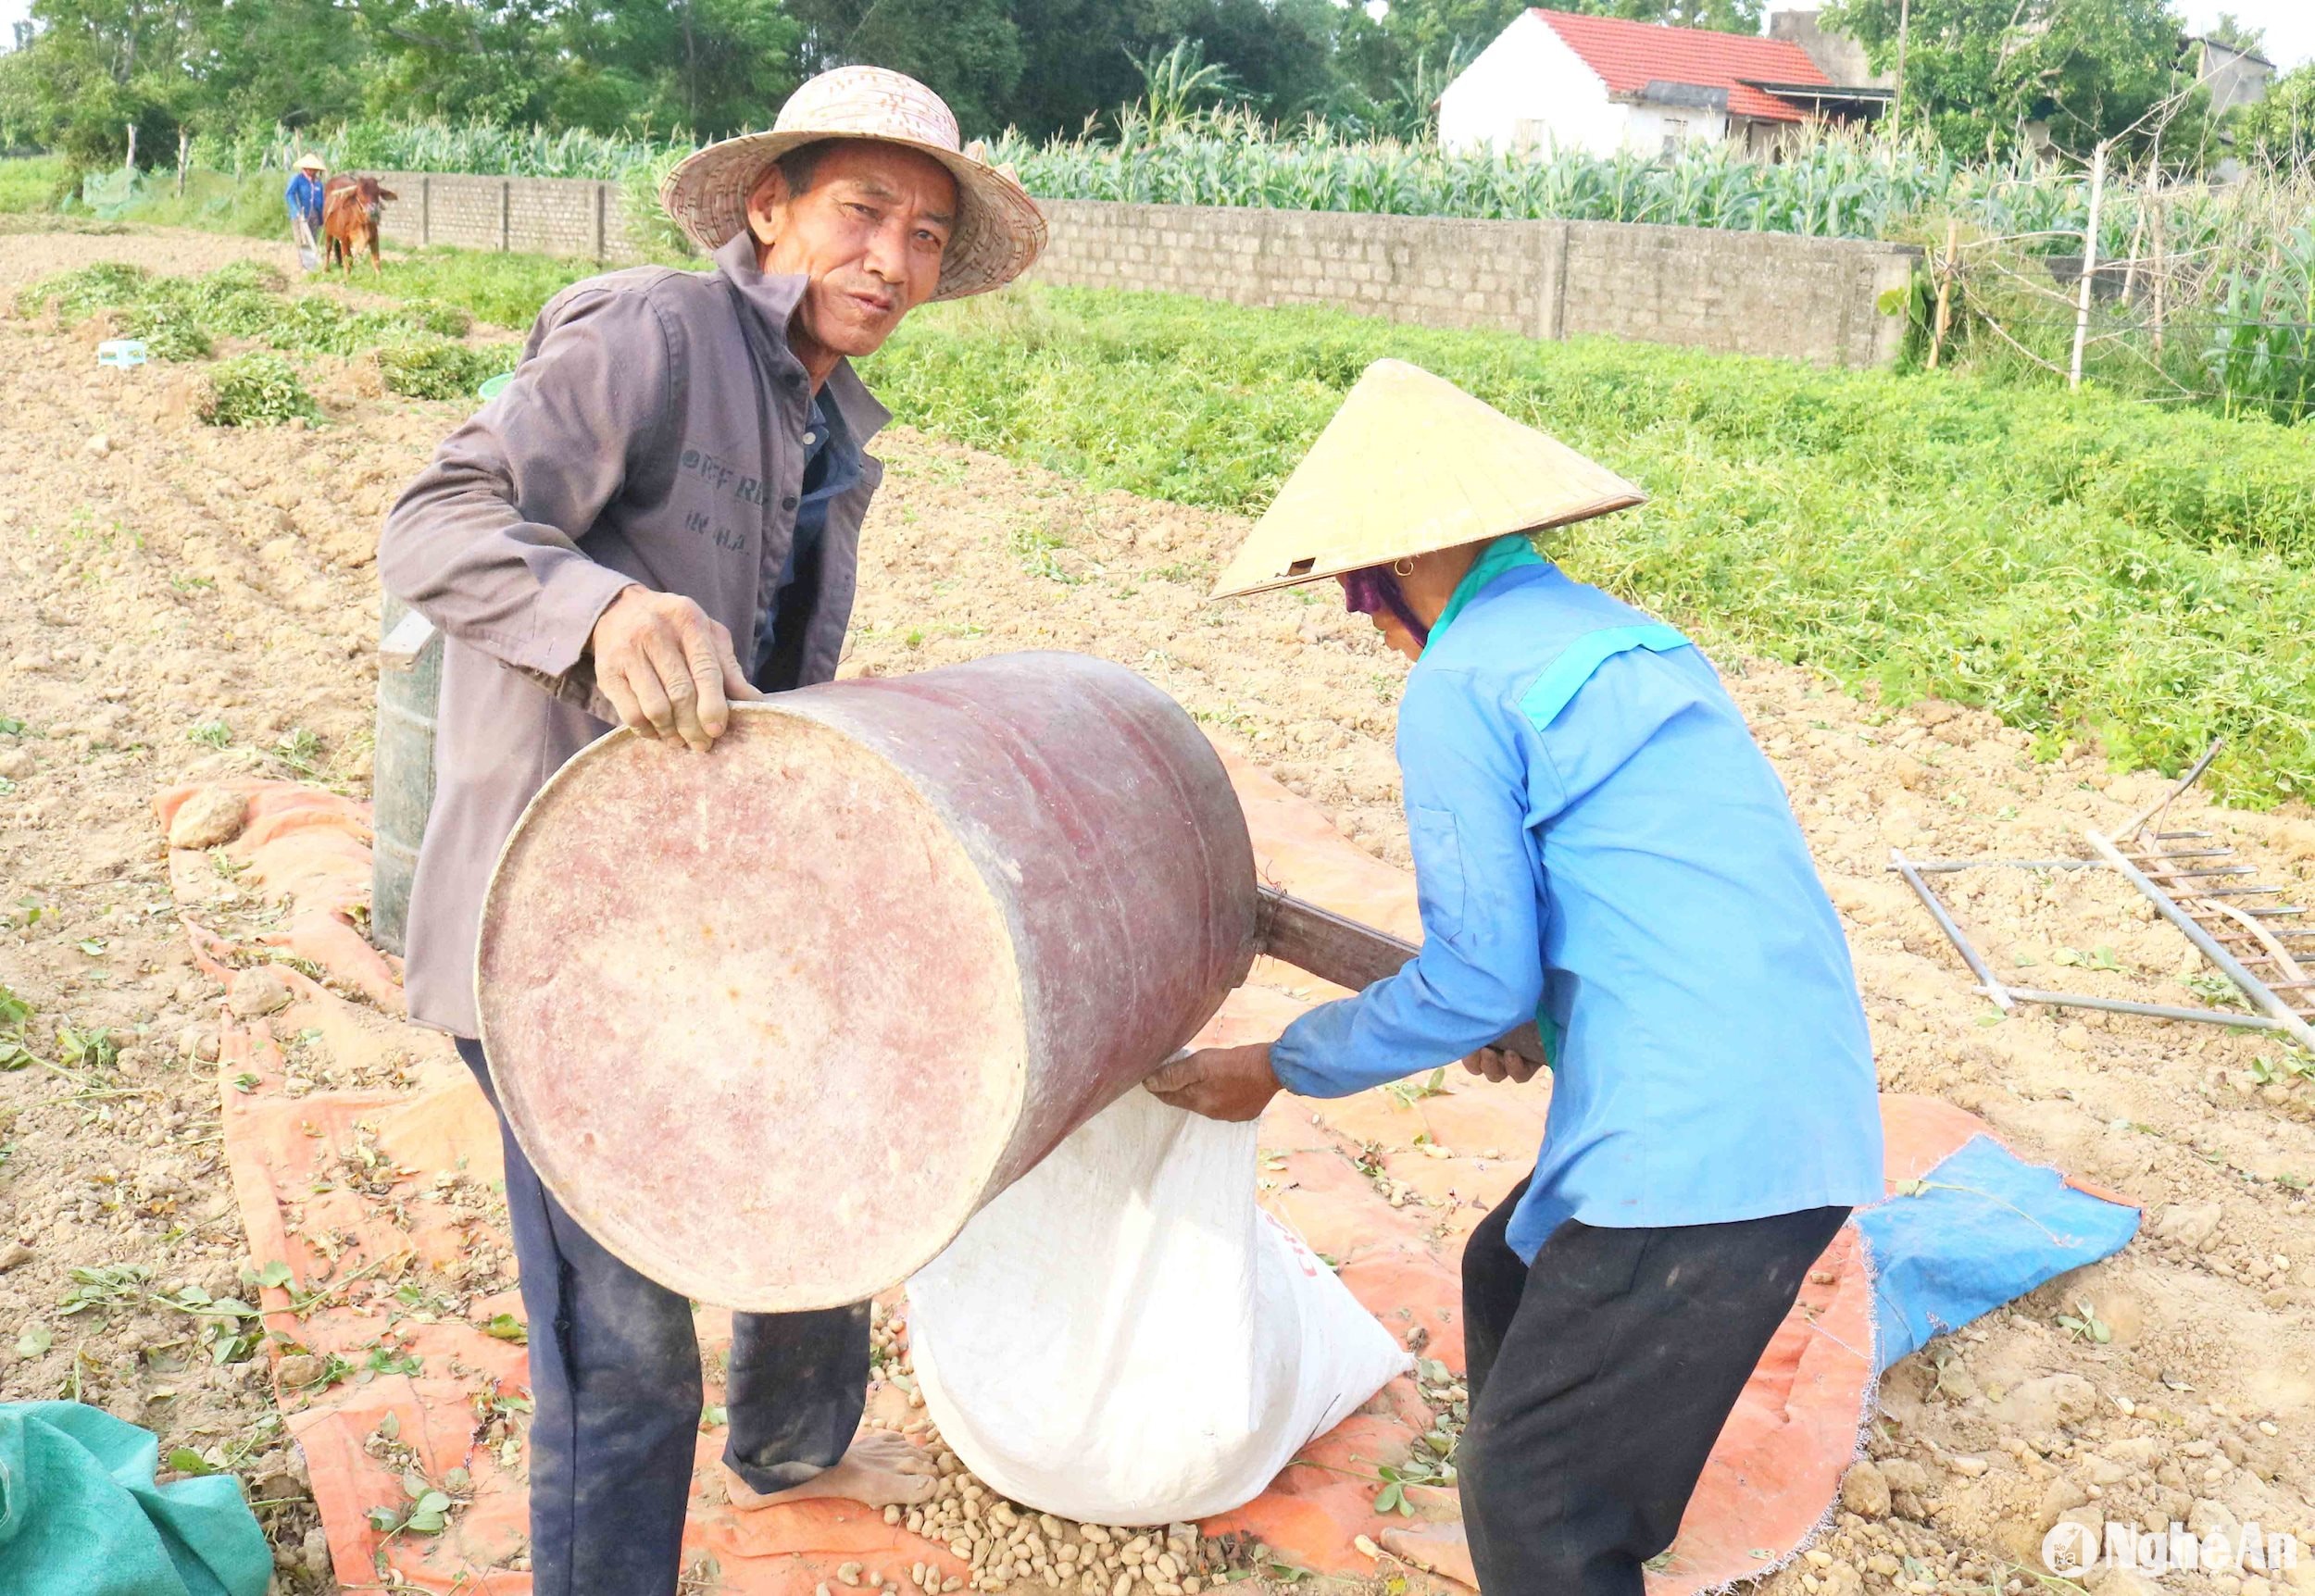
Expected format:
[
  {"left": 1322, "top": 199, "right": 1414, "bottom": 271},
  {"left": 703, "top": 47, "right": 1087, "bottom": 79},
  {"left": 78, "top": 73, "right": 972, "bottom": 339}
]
[{"left": 321, "top": 174, "right": 397, "bottom": 277}]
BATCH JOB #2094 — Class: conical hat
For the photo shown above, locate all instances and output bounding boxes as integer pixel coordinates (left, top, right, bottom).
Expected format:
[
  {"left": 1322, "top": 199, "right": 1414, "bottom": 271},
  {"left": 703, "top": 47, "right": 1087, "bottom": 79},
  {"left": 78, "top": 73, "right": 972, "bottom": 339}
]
[{"left": 1210, "top": 360, "right": 1647, "bottom": 600}]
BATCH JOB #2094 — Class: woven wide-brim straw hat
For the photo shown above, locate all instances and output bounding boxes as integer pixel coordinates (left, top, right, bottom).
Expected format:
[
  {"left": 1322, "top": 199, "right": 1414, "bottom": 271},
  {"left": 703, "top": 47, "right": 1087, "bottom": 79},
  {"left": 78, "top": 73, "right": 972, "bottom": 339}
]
[
  {"left": 660, "top": 66, "right": 1046, "bottom": 302},
  {"left": 294, "top": 154, "right": 327, "bottom": 173},
  {"left": 1210, "top": 359, "right": 1648, "bottom": 600}
]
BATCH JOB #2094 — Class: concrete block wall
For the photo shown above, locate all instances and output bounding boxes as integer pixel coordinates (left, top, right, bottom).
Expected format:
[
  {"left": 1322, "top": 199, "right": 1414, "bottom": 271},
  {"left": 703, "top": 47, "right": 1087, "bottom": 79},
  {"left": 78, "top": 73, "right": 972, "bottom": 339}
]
[
  {"left": 369, "top": 172, "right": 649, "bottom": 265},
  {"left": 357, "top": 174, "right": 1918, "bottom": 367},
  {"left": 1032, "top": 198, "right": 1920, "bottom": 368},
  {"left": 1033, "top": 202, "right": 1563, "bottom": 338},
  {"left": 1556, "top": 219, "right": 1918, "bottom": 368}
]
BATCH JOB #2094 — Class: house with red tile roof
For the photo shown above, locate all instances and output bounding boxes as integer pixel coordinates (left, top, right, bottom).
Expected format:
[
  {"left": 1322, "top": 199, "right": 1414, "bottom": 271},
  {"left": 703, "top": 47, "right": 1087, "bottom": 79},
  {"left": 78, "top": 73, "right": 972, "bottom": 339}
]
[{"left": 1439, "top": 7, "right": 1889, "bottom": 160}]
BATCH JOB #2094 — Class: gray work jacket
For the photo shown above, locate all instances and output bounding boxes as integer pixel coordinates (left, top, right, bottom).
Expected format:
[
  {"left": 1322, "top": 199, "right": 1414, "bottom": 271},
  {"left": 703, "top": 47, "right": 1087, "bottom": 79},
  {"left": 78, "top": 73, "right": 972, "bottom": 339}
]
[{"left": 377, "top": 231, "right": 891, "bottom": 1037}]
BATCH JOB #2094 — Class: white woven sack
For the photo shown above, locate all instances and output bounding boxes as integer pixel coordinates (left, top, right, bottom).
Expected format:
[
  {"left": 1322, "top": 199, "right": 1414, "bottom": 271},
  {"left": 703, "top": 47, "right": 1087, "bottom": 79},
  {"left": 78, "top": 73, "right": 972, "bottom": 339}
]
[{"left": 907, "top": 1087, "right": 1409, "bottom": 1524}]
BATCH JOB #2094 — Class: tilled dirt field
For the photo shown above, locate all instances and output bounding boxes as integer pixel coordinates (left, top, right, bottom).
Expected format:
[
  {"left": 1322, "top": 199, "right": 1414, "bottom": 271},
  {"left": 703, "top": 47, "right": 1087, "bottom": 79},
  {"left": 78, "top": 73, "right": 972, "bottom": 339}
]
[{"left": 2, "top": 226, "right": 2311, "bottom": 1596}]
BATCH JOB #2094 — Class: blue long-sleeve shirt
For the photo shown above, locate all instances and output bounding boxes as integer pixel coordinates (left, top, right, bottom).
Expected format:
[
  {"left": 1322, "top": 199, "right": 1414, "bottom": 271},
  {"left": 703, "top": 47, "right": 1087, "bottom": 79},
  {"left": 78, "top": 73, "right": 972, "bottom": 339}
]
[
  {"left": 1270, "top": 540, "right": 1885, "bottom": 1263},
  {"left": 285, "top": 171, "right": 326, "bottom": 228}
]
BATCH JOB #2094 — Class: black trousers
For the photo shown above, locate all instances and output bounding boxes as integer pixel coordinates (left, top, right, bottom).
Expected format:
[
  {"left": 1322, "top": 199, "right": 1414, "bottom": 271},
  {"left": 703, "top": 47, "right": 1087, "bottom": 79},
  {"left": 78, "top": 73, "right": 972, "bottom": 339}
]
[
  {"left": 1458, "top": 1180, "right": 1850, "bottom": 1596},
  {"left": 457, "top": 1039, "right": 870, "bottom": 1596}
]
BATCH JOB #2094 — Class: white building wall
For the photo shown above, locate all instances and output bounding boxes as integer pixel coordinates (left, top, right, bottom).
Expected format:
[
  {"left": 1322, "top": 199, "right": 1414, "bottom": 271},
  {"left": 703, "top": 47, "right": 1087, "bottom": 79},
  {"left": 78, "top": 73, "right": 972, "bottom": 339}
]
[
  {"left": 1624, "top": 103, "right": 1732, "bottom": 155},
  {"left": 1439, "top": 12, "right": 1629, "bottom": 157}
]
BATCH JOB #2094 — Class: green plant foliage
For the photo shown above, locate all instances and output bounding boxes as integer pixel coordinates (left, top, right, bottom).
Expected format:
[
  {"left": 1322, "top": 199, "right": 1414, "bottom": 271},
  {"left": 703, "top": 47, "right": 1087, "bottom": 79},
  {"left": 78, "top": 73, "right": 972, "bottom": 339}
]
[
  {"left": 233, "top": 120, "right": 691, "bottom": 182},
  {"left": 2205, "top": 223, "right": 2315, "bottom": 425},
  {"left": 113, "top": 300, "right": 213, "bottom": 360},
  {"left": 619, "top": 144, "right": 703, "bottom": 264},
  {"left": 17, "top": 258, "right": 522, "bottom": 384},
  {"left": 0, "top": 155, "right": 76, "bottom": 214},
  {"left": 198, "top": 351, "right": 319, "bottom": 427},
  {"left": 2236, "top": 65, "right": 2315, "bottom": 169},
  {"left": 398, "top": 298, "right": 475, "bottom": 338},
  {"left": 69, "top": 168, "right": 301, "bottom": 239},
  {"left": 865, "top": 284, "right": 2315, "bottom": 804},
  {"left": 195, "top": 259, "right": 285, "bottom": 298},
  {"left": 1824, "top": 0, "right": 2188, "bottom": 161},
  {"left": 18, "top": 261, "right": 151, "bottom": 322},
  {"left": 346, "top": 248, "right": 597, "bottom": 330},
  {"left": 374, "top": 337, "right": 519, "bottom": 399}
]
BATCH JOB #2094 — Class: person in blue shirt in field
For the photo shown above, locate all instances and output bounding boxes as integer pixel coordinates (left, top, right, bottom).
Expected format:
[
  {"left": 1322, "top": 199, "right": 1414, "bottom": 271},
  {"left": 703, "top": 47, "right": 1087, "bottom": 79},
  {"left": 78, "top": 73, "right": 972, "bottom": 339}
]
[
  {"left": 284, "top": 153, "right": 328, "bottom": 270},
  {"left": 1147, "top": 360, "right": 1885, "bottom": 1596}
]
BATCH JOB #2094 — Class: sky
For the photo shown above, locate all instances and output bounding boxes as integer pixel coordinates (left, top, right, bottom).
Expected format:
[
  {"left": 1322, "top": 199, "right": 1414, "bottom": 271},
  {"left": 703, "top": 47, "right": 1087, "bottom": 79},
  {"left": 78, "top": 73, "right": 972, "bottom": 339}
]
[
  {"left": 0, "top": 0, "right": 2309, "bottom": 71},
  {"left": 2178, "top": 0, "right": 2314, "bottom": 69}
]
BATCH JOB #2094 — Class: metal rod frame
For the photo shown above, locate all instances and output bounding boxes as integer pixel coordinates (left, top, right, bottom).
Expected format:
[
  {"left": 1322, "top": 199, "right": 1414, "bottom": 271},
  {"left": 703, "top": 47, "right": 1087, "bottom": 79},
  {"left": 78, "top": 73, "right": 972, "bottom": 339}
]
[
  {"left": 2083, "top": 829, "right": 2315, "bottom": 1053},
  {"left": 1883, "top": 735, "right": 2311, "bottom": 1049},
  {"left": 1884, "top": 855, "right": 2311, "bottom": 1041},
  {"left": 1891, "top": 849, "right": 2013, "bottom": 1009}
]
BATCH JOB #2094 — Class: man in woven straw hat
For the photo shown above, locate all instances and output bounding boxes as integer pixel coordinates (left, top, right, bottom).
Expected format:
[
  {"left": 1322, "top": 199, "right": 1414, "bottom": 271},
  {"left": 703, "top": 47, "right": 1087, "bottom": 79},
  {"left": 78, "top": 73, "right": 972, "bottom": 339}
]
[
  {"left": 378, "top": 67, "right": 1043, "bottom": 1594},
  {"left": 1150, "top": 362, "right": 1883, "bottom": 1596}
]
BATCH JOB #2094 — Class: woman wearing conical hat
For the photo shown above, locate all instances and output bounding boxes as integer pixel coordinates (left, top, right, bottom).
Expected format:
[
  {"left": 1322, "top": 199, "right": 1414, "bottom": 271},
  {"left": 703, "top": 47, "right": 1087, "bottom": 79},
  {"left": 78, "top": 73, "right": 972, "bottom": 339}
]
[{"left": 1148, "top": 362, "right": 1884, "bottom": 1595}]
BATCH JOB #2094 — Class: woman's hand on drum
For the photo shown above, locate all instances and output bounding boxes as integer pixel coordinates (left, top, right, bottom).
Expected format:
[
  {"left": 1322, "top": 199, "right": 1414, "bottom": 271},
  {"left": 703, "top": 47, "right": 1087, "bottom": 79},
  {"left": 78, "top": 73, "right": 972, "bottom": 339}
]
[
  {"left": 1145, "top": 1043, "right": 1282, "bottom": 1122},
  {"left": 1462, "top": 1045, "right": 1545, "bottom": 1084}
]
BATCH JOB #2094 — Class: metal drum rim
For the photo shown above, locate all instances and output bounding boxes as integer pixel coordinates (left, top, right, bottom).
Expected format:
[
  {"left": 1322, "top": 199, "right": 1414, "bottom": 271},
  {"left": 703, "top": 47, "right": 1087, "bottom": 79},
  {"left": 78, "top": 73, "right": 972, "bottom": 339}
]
[{"left": 473, "top": 700, "right": 1031, "bottom": 1310}]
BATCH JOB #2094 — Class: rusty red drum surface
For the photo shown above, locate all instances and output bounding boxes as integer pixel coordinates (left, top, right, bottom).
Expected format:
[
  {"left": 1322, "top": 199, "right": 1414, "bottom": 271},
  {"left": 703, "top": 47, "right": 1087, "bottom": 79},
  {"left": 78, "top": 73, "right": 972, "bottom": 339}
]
[{"left": 475, "top": 652, "right": 1260, "bottom": 1311}]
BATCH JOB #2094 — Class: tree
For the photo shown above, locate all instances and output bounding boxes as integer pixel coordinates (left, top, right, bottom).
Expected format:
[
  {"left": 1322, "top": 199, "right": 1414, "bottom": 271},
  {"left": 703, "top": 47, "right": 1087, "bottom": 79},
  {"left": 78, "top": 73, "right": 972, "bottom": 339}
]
[
  {"left": 994, "top": 0, "right": 1145, "bottom": 134},
  {"left": 1147, "top": 0, "right": 1345, "bottom": 118},
  {"left": 1125, "top": 37, "right": 1245, "bottom": 127},
  {"left": 557, "top": 0, "right": 802, "bottom": 137},
  {"left": 0, "top": 0, "right": 377, "bottom": 164},
  {"left": 1823, "top": 0, "right": 2190, "bottom": 157},
  {"left": 785, "top": 0, "right": 1025, "bottom": 135},
  {"left": 2234, "top": 63, "right": 2315, "bottom": 167},
  {"left": 1570, "top": 0, "right": 1765, "bottom": 31},
  {"left": 344, "top": 0, "right": 576, "bottom": 127},
  {"left": 1366, "top": 0, "right": 1521, "bottom": 76},
  {"left": 2201, "top": 12, "right": 2265, "bottom": 56},
  {"left": 192, "top": 0, "right": 366, "bottom": 130},
  {"left": 0, "top": 28, "right": 154, "bottom": 167},
  {"left": 983, "top": 0, "right": 1350, "bottom": 137}
]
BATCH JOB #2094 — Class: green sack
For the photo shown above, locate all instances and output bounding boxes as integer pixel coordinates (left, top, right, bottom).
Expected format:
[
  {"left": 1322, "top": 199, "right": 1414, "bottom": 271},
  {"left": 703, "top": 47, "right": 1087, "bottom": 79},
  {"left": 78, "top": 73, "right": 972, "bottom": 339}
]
[{"left": 0, "top": 1402, "right": 273, "bottom": 1596}]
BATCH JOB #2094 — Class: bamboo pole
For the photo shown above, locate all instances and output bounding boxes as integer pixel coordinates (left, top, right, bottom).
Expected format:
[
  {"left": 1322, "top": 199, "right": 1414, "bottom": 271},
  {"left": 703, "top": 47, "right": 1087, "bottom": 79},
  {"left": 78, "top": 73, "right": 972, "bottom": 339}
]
[
  {"left": 2120, "top": 188, "right": 2146, "bottom": 306},
  {"left": 176, "top": 129, "right": 190, "bottom": 199},
  {"left": 2069, "top": 141, "right": 2107, "bottom": 391},
  {"left": 2150, "top": 192, "right": 2167, "bottom": 356},
  {"left": 1928, "top": 216, "right": 1958, "bottom": 369}
]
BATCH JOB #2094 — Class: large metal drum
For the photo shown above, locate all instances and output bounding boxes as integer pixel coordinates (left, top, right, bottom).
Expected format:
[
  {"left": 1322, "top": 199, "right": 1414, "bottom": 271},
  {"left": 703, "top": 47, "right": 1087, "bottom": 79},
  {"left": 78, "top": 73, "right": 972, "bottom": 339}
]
[{"left": 475, "top": 653, "right": 1260, "bottom": 1311}]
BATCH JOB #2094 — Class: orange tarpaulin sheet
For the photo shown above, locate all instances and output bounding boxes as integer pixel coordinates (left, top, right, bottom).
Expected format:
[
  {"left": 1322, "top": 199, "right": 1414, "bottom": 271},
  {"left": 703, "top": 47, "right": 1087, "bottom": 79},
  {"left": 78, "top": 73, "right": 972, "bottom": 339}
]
[{"left": 158, "top": 751, "right": 1978, "bottom": 1594}]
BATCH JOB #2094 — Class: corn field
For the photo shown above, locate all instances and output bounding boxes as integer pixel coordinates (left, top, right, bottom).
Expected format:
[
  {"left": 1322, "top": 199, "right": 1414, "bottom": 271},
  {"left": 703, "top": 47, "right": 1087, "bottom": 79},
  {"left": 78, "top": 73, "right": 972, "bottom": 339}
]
[
  {"left": 982, "top": 111, "right": 2311, "bottom": 263},
  {"left": 189, "top": 119, "right": 692, "bottom": 182},
  {"left": 196, "top": 109, "right": 2309, "bottom": 265}
]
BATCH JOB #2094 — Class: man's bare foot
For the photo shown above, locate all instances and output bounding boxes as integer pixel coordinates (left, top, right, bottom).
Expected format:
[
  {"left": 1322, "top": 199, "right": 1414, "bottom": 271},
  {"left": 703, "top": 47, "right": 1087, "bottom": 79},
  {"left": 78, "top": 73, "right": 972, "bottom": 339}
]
[
  {"left": 723, "top": 1428, "right": 938, "bottom": 1513},
  {"left": 1382, "top": 1523, "right": 1476, "bottom": 1590}
]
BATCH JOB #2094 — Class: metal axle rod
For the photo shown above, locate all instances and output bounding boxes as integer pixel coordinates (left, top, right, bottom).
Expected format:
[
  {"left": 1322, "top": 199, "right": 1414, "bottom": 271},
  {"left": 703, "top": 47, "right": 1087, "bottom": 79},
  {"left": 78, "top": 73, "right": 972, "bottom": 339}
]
[
  {"left": 1997, "top": 985, "right": 2293, "bottom": 1033},
  {"left": 1894, "top": 857, "right": 2098, "bottom": 874},
  {"left": 1891, "top": 850, "right": 2013, "bottom": 1008}
]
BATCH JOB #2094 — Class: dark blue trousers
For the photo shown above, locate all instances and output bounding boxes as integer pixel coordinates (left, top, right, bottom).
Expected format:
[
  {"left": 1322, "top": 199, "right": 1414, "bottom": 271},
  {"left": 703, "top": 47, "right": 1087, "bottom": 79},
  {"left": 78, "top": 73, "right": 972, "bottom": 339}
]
[{"left": 457, "top": 1039, "right": 870, "bottom": 1596}]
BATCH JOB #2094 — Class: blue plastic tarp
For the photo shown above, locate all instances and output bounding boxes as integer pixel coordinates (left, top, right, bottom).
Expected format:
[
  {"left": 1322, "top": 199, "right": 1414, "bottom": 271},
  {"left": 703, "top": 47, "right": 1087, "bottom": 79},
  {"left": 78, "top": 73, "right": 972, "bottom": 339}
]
[{"left": 1856, "top": 1133, "right": 2140, "bottom": 1369}]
